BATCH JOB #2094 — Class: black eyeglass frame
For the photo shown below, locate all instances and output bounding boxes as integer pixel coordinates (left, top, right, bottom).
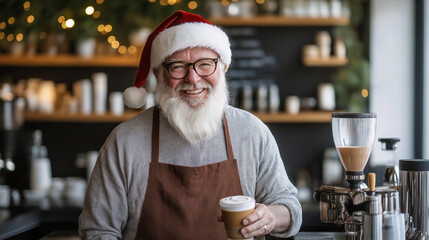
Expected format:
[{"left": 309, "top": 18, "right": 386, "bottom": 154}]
[{"left": 162, "top": 58, "right": 219, "bottom": 80}]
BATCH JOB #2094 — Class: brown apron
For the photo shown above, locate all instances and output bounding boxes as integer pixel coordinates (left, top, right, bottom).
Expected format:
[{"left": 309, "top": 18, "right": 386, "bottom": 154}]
[{"left": 135, "top": 107, "right": 244, "bottom": 240}]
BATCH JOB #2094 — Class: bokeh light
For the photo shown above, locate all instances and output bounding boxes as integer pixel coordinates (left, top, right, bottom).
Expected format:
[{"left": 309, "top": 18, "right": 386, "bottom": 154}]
[
  {"left": 7, "top": 34, "right": 14, "bottom": 42},
  {"left": 111, "top": 41, "right": 120, "bottom": 49},
  {"left": 65, "top": 19, "right": 75, "bottom": 28},
  {"left": 107, "top": 36, "right": 116, "bottom": 43},
  {"left": 16, "top": 33, "right": 23, "bottom": 42},
  {"left": 188, "top": 1, "right": 197, "bottom": 9},
  {"left": 93, "top": 11, "right": 101, "bottom": 18},
  {"left": 8, "top": 17, "right": 15, "bottom": 25},
  {"left": 27, "top": 15, "right": 35, "bottom": 23},
  {"left": 362, "top": 89, "right": 369, "bottom": 98},
  {"left": 118, "top": 46, "right": 127, "bottom": 54},
  {"left": 86, "top": 6, "right": 95, "bottom": 15},
  {"left": 128, "top": 46, "right": 137, "bottom": 54},
  {"left": 58, "top": 16, "right": 65, "bottom": 23}
]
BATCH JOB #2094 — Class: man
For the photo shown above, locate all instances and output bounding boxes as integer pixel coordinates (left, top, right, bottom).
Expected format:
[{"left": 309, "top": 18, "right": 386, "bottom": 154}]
[{"left": 79, "top": 10, "right": 302, "bottom": 240}]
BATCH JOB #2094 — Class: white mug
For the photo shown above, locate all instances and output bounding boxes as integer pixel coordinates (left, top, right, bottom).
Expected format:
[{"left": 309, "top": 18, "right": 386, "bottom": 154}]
[
  {"left": 109, "top": 92, "right": 124, "bottom": 115},
  {"left": 0, "top": 185, "right": 10, "bottom": 208},
  {"left": 285, "top": 96, "right": 300, "bottom": 114},
  {"left": 317, "top": 83, "right": 336, "bottom": 111}
]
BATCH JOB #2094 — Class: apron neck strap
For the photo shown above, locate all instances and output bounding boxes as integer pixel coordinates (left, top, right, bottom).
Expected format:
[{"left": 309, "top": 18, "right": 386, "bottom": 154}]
[
  {"left": 223, "top": 114, "right": 235, "bottom": 160},
  {"left": 151, "top": 107, "right": 235, "bottom": 162},
  {"left": 152, "top": 106, "right": 160, "bottom": 163}
]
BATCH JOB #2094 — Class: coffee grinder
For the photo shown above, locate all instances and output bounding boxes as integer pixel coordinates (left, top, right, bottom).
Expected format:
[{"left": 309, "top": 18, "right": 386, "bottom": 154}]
[{"left": 314, "top": 113, "right": 404, "bottom": 239}]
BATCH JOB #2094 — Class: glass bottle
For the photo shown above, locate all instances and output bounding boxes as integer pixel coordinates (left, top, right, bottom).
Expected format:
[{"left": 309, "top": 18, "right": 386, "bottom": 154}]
[{"left": 379, "top": 138, "right": 401, "bottom": 186}]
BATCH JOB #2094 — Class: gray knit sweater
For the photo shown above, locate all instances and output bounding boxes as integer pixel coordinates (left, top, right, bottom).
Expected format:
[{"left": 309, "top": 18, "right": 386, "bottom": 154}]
[{"left": 78, "top": 105, "right": 302, "bottom": 239}]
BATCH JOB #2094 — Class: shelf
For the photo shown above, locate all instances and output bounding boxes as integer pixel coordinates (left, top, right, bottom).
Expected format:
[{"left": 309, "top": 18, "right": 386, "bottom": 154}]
[
  {"left": 303, "top": 57, "right": 348, "bottom": 67},
  {"left": 23, "top": 111, "right": 333, "bottom": 123},
  {"left": 24, "top": 111, "right": 142, "bottom": 123},
  {"left": 209, "top": 16, "right": 349, "bottom": 26},
  {"left": 252, "top": 111, "right": 333, "bottom": 123},
  {"left": 0, "top": 54, "right": 140, "bottom": 67}
]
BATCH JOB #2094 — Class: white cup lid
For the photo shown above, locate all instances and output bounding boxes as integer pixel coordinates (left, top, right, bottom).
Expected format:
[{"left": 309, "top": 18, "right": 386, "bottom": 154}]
[{"left": 219, "top": 195, "right": 255, "bottom": 212}]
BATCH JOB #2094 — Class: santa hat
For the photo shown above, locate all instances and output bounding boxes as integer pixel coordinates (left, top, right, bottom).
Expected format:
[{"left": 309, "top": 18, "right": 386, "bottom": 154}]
[{"left": 123, "top": 10, "right": 232, "bottom": 109}]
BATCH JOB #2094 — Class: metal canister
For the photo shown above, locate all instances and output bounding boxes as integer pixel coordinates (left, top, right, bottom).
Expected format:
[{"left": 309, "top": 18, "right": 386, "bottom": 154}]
[{"left": 399, "top": 159, "right": 429, "bottom": 239}]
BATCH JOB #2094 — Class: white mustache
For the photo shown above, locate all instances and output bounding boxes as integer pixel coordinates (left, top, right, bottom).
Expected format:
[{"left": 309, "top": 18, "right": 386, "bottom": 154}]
[{"left": 175, "top": 82, "right": 213, "bottom": 91}]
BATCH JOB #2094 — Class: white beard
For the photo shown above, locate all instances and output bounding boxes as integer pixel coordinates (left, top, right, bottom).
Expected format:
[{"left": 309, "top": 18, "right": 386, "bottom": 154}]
[{"left": 155, "top": 68, "right": 229, "bottom": 145}]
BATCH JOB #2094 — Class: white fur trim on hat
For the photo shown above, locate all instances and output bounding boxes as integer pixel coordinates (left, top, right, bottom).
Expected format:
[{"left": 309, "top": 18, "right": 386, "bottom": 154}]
[
  {"left": 150, "top": 22, "right": 231, "bottom": 69},
  {"left": 122, "top": 86, "right": 147, "bottom": 109}
]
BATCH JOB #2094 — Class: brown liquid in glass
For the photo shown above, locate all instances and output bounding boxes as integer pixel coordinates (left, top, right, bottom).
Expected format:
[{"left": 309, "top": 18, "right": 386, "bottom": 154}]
[{"left": 337, "top": 146, "right": 372, "bottom": 172}]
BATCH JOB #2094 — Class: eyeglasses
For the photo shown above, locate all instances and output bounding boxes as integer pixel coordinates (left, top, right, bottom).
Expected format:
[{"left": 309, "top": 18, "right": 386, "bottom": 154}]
[{"left": 162, "top": 58, "right": 219, "bottom": 79}]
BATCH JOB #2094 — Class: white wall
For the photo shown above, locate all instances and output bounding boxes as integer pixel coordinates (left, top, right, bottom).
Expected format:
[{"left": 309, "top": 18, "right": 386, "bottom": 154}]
[{"left": 370, "top": 0, "right": 414, "bottom": 165}]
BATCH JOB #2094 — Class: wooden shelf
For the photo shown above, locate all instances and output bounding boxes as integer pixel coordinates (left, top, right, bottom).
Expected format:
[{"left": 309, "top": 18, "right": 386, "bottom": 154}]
[
  {"left": 24, "top": 111, "right": 142, "bottom": 123},
  {"left": 0, "top": 54, "right": 140, "bottom": 67},
  {"left": 23, "top": 111, "right": 333, "bottom": 123},
  {"left": 209, "top": 16, "right": 349, "bottom": 26},
  {"left": 252, "top": 111, "right": 333, "bottom": 123},
  {"left": 303, "top": 57, "right": 348, "bottom": 67}
]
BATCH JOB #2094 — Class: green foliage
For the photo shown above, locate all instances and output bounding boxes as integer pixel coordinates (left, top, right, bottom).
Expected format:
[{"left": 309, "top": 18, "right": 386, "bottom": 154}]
[
  {"left": 332, "top": 0, "right": 370, "bottom": 112},
  {"left": 0, "top": 0, "right": 206, "bottom": 44}
]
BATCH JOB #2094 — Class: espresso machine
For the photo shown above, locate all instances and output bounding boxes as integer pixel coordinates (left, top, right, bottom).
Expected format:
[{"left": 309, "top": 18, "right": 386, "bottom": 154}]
[{"left": 314, "top": 113, "right": 405, "bottom": 240}]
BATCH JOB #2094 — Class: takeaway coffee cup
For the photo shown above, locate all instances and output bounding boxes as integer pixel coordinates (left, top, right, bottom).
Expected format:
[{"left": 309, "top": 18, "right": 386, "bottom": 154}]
[{"left": 219, "top": 195, "right": 255, "bottom": 239}]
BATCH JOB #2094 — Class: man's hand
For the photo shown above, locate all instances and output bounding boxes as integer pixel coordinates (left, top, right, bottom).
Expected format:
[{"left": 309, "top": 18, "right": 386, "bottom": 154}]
[{"left": 240, "top": 203, "right": 291, "bottom": 239}]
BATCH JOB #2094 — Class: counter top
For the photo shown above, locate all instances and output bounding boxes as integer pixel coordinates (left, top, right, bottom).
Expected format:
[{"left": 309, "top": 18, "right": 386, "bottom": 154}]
[
  {"left": 0, "top": 200, "right": 342, "bottom": 239},
  {"left": 0, "top": 203, "right": 81, "bottom": 239},
  {"left": 0, "top": 209, "right": 41, "bottom": 239}
]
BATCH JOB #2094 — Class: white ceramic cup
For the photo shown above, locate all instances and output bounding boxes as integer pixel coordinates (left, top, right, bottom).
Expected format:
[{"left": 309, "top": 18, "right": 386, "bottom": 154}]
[
  {"left": 0, "top": 185, "right": 10, "bottom": 208},
  {"left": 93, "top": 72, "right": 108, "bottom": 115},
  {"left": 317, "top": 83, "right": 336, "bottom": 111},
  {"left": 286, "top": 96, "right": 300, "bottom": 114},
  {"left": 109, "top": 92, "right": 124, "bottom": 115}
]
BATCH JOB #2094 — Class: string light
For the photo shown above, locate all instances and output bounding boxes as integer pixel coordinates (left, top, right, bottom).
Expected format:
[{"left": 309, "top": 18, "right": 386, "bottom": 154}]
[
  {"left": 96, "top": 0, "right": 104, "bottom": 4},
  {"left": 27, "top": 15, "right": 35, "bottom": 23},
  {"left": 93, "top": 11, "right": 101, "bottom": 18},
  {"left": 256, "top": 0, "right": 265, "bottom": 4},
  {"left": 16, "top": 33, "right": 24, "bottom": 42},
  {"left": 58, "top": 16, "right": 65, "bottom": 23},
  {"left": 23, "top": 1, "right": 30, "bottom": 11},
  {"left": 8, "top": 17, "right": 15, "bottom": 25},
  {"left": 168, "top": 0, "right": 177, "bottom": 5},
  {"left": 111, "top": 41, "right": 120, "bottom": 49},
  {"left": 128, "top": 46, "right": 137, "bottom": 54},
  {"left": 0, "top": 22, "right": 6, "bottom": 30},
  {"left": 65, "top": 19, "right": 75, "bottom": 28},
  {"left": 362, "top": 89, "right": 369, "bottom": 98},
  {"left": 86, "top": 6, "right": 95, "bottom": 15},
  {"left": 188, "top": 1, "right": 197, "bottom": 9},
  {"left": 107, "top": 36, "right": 116, "bottom": 43},
  {"left": 160, "top": 0, "right": 168, "bottom": 6},
  {"left": 97, "top": 24, "right": 105, "bottom": 32},
  {"left": 149, "top": 0, "right": 156, "bottom": 2},
  {"left": 221, "top": 0, "right": 229, "bottom": 7},
  {"left": 104, "top": 24, "right": 112, "bottom": 32},
  {"left": 7, "top": 34, "right": 14, "bottom": 42},
  {"left": 118, "top": 46, "right": 127, "bottom": 54}
]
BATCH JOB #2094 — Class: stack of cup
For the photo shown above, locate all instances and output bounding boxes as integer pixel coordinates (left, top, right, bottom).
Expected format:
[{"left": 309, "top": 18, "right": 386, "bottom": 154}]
[
  {"left": 315, "top": 31, "right": 331, "bottom": 59},
  {"left": 92, "top": 72, "right": 108, "bottom": 115}
]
